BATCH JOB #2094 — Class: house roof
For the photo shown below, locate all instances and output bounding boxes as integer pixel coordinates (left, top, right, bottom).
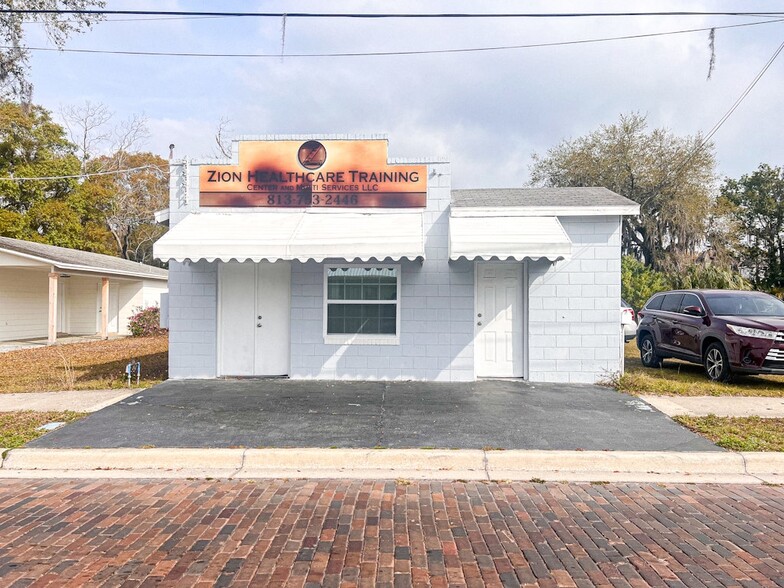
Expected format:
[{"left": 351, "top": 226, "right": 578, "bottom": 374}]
[
  {"left": 0, "top": 236, "right": 168, "bottom": 280},
  {"left": 451, "top": 187, "right": 639, "bottom": 215}
]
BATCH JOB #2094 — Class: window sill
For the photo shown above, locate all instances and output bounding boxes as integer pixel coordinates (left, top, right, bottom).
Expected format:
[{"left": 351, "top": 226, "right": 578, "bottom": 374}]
[{"left": 324, "top": 334, "right": 400, "bottom": 346}]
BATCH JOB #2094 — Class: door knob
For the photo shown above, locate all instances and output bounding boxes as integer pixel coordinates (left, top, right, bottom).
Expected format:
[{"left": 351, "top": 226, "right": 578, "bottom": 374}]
[
  {"left": 477, "top": 321, "right": 482, "bottom": 326},
  {"left": 257, "top": 315, "right": 262, "bottom": 319},
  {"left": 477, "top": 313, "right": 482, "bottom": 317}
]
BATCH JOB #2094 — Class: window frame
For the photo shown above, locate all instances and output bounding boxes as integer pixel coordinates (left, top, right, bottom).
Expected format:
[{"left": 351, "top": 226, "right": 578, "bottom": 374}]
[
  {"left": 322, "top": 263, "right": 401, "bottom": 345},
  {"left": 660, "top": 293, "right": 684, "bottom": 313},
  {"left": 678, "top": 293, "right": 703, "bottom": 314}
]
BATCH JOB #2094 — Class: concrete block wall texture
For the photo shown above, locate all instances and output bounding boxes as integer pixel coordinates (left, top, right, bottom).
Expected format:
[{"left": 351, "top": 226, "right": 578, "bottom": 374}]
[
  {"left": 290, "top": 161, "right": 477, "bottom": 382},
  {"left": 163, "top": 139, "right": 626, "bottom": 383},
  {"left": 167, "top": 260, "right": 218, "bottom": 378},
  {"left": 527, "top": 216, "right": 623, "bottom": 384}
]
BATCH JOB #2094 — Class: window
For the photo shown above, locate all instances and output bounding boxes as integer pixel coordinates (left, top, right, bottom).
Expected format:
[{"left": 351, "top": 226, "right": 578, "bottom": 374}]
[
  {"left": 679, "top": 293, "right": 702, "bottom": 314},
  {"left": 645, "top": 295, "right": 664, "bottom": 310},
  {"left": 660, "top": 293, "right": 684, "bottom": 313},
  {"left": 324, "top": 265, "right": 400, "bottom": 344}
]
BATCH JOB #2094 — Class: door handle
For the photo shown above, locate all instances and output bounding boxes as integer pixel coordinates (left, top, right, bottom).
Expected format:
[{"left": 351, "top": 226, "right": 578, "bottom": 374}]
[{"left": 257, "top": 323, "right": 262, "bottom": 327}]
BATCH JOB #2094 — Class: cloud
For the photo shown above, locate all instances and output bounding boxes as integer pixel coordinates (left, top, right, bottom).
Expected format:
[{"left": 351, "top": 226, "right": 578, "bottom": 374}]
[{"left": 24, "top": 0, "right": 784, "bottom": 187}]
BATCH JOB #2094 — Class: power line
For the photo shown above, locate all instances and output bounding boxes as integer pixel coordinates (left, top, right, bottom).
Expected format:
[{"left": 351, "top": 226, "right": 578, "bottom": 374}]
[
  {"left": 7, "top": 19, "right": 783, "bottom": 59},
  {"left": 5, "top": 9, "right": 784, "bottom": 19},
  {"left": 701, "top": 40, "right": 784, "bottom": 147},
  {"left": 659, "top": 38, "right": 784, "bottom": 191},
  {"left": 0, "top": 165, "right": 165, "bottom": 182}
]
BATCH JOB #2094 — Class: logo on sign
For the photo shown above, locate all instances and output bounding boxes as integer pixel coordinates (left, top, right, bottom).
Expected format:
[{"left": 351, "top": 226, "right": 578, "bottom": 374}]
[{"left": 297, "top": 141, "right": 327, "bottom": 170}]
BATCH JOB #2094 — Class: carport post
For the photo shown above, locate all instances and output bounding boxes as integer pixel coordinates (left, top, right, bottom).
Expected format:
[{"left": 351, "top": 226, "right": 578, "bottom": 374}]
[
  {"left": 100, "top": 277, "right": 109, "bottom": 339},
  {"left": 47, "top": 271, "right": 59, "bottom": 345}
]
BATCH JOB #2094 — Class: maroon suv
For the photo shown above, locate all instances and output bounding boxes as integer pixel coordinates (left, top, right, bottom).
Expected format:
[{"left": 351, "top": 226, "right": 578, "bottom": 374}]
[{"left": 636, "top": 289, "right": 784, "bottom": 382}]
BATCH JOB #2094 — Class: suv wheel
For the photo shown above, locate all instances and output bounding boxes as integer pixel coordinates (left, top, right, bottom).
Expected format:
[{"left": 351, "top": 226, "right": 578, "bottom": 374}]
[
  {"left": 704, "top": 342, "right": 732, "bottom": 383},
  {"left": 639, "top": 334, "right": 661, "bottom": 368}
]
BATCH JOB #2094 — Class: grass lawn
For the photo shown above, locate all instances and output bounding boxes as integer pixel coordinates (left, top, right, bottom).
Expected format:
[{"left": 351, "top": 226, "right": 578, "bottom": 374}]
[
  {"left": 674, "top": 415, "right": 784, "bottom": 451},
  {"left": 0, "top": 411, "right": 86, "bottom": 449},
  {"left": 617, "top": 341, "right": 784, "bottom": 397},
  {"left": 0, "top": 335, "right": 168, "bottom": 394}
]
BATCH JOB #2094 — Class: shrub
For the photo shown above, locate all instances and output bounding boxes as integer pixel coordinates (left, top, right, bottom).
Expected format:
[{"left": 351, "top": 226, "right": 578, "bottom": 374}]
[
  {"left": 128, "top": 306, "right": 166, "bottom": 337},
  {"left": 667, "top": 264, "right": 751, "bottom": 291},
  {"left": 621, "top": 256, "right": 671, "bottom": 310}
]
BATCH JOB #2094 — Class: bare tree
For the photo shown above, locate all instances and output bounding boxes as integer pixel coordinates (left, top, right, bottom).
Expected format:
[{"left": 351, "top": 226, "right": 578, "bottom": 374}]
[
  {"left": 60, "top": 101, "right": 113, "bottom": 171},
  {"left": 60, "top": 102, "right": 152, "bottom": 172},
  {"left": 113, "top": 113, "right": 150, "bottom": 155},
  {"left": 213, "top": 116, "right": 234, "bottom": 159}
]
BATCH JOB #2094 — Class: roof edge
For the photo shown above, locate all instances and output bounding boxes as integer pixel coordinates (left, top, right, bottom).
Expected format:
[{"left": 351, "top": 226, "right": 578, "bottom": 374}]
[{"left": 450, "top": 205, "right": 640, "bottom": 217}]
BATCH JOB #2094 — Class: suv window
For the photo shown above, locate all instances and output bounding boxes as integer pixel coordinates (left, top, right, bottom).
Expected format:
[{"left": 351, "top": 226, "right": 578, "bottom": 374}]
[
  {"left": 660, "top": 293, "right": 684, "bottom": 313},
  {"left": 645, "top": 295, "right": 664, "bottom": 310},
  {"left": 679, "top": 293, "right": 702, "bottom": 313}
]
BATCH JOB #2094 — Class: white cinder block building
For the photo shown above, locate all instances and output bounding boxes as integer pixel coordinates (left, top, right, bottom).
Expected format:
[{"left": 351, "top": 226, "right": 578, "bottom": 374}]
[{"left": 154, "top": 136, "right": 638, "bottom": 383}]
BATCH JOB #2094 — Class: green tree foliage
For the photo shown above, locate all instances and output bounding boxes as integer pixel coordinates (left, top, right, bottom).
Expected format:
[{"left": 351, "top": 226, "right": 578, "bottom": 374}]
[
  {"left": 721, "top": 164, "right": 784, "bottom": 292},
  {"left": 530, "top": 113, "right": 716, "bottom": 271},
  {"left": 0, "top": 100, "right": 113, "bottom": 252},
  {"left": 667, "top": 264, "right": 750, "bottom": 291},
  {"left": 0, "top": 101, "right": 79, "bottom": 211},
  {"left": 621, "top": 255, "right": 748, "bottom": 310},
  {"left": 621, "top": 255, "right": 671, "bottom": 310},
  {"left": 1, "top": 1, "right": 104, "bottom": 101},
  {"left": 77, "top": 151, "right": 168, "bottom": 264}
]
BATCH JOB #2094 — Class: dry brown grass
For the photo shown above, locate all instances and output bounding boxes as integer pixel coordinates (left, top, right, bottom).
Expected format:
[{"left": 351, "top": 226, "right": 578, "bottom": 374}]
[
  {"left": 0, "top": 411, "right": 86, "bottom": 448},
  {"left": 620, "top": 341, "right": 784, "bottom": 397},
  {"left": 674, "top": 416, "right": 784, "bottom": 451},
  {"left": 0, "top": 335, "right": 168, "bottom": 394}
]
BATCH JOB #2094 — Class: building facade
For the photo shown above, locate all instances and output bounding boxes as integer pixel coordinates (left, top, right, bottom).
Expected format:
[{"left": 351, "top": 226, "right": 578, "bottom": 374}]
[
  {"left": 155, "top": 135, "right": 638, "bottom": 383},
  {"left": 0, "top": 237, "right": 167, "bottom": 344}
]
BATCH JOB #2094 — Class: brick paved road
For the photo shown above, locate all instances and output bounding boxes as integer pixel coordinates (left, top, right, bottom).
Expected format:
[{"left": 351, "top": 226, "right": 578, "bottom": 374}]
[{"left": 0, "top": 480, "right": 782, "bottom": 587}]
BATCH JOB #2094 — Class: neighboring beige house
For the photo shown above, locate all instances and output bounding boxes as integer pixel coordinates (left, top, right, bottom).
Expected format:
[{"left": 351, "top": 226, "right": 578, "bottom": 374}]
[{"left": 0, "top": 237, "right": 168, "bottom": 344}]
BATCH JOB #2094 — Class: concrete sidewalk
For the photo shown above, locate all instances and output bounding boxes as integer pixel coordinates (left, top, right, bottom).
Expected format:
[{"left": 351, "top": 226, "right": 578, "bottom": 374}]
[
  {"left": 0, "top": 389, "right": 137, "bottom": 413},
  {"left": 1, "top": 447, "right": 782, "bottom": 484},
  {"left": 641, "top": 395, "right": 784, "bottom": 418}
]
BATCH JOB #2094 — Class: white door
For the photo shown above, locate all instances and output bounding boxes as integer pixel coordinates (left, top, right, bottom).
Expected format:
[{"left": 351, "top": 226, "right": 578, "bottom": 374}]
[
  {"left": 219, "top": 262, "right": 291, "bottom": 376},
  {"left": 475, "top": 262, "right": 524, "bottom": 377}
]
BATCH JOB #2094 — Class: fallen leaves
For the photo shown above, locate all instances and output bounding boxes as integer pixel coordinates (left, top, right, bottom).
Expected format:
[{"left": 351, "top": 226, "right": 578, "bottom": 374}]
[{"left": 0, "top": 335, "right": 168, "bottom": 394}]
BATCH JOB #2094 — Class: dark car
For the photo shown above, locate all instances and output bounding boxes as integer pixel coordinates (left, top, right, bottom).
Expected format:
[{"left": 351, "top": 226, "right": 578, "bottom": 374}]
[{"left": 636, "top": 289, "right": 784, "bottom": 382}]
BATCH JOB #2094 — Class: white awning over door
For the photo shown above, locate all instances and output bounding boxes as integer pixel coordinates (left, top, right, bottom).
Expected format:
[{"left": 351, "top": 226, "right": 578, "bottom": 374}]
[
  {"left": 448, "top": 213, "right": 572, "bottom": 262},
  {"left": 153, "top": 210, "right": 425, "bottom": 263}
]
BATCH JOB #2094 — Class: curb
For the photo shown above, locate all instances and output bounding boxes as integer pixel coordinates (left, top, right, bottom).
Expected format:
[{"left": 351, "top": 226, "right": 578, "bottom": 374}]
[{"left": 1, "top": 448, "right": 782, "bottom": 484}]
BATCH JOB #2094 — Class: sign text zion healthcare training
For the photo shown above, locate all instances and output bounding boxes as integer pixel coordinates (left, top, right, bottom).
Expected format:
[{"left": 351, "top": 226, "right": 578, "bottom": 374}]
[{"left": 198, "top": 139, "right": 427, "bottom": 208}]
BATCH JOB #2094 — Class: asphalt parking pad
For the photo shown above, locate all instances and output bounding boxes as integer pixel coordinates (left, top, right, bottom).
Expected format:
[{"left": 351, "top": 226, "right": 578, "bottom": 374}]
[{"left": 27, "top": 379, "right": 720, "bottom": 451}]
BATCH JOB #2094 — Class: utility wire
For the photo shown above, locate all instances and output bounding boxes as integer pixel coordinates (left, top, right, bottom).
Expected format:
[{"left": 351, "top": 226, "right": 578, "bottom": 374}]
[
  {"left": 5, "top": 9, "right": 784, "bottom": 19},
  {"left": 0, "top": 165, "right": 165, "bottom": 182},
  {"left": 6, "top": 19, "right": 783, "bottom": 59},
  {"left": 671, "top": 38, "right": 784, "bottom": 178}
]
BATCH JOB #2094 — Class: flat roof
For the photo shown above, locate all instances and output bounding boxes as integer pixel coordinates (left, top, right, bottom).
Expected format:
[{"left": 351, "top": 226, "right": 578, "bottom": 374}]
[{"left": 0, "top": 237, "right": 168, "bottom": 280}]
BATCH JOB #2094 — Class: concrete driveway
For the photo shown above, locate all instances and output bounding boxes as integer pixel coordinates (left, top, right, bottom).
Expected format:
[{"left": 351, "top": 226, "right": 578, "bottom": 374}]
[{"left": 28, "top": 379, "right": 720, "bottom": 451}]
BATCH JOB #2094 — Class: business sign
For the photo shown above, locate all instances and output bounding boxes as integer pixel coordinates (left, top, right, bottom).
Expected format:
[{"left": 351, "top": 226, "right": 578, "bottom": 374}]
[{"left": 199, "top": 139, "right": 427, "bottom": 207}]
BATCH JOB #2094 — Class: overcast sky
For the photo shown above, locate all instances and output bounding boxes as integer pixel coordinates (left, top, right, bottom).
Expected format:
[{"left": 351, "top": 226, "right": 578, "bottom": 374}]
[{"left": 22, "top": 0, "right": 784, "bottom": 189}]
